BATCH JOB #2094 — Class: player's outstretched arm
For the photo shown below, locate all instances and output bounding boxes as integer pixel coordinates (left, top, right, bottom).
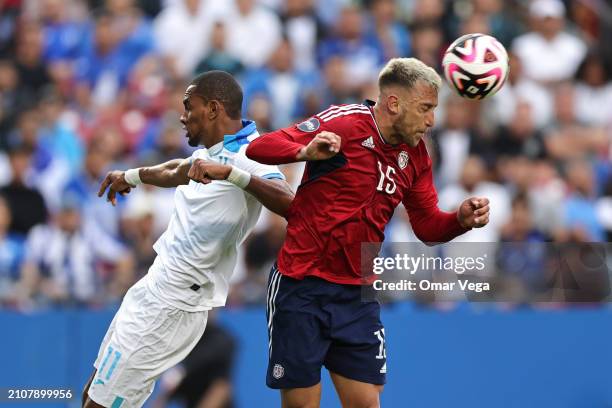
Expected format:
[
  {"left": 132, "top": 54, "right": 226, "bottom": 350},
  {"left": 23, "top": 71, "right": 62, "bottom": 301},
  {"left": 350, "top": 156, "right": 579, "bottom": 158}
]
[
  {"left": 98, "top": 158, "right": 191, "bottom": 206},
  {"left": 246, "top": 129, "right": 341, "bottom": 164},
  {"left": 188, "top": 159, "right": 294, "bottom": 217}
]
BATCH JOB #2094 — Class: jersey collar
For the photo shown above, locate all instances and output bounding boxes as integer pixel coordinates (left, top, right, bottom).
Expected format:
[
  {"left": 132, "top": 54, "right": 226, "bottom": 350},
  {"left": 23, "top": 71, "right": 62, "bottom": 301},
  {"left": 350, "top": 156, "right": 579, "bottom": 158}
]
[
  {"left": 363, "top": 99, "right": 389, "bottom": 145},
  {"left": 223, "top": 120, "right": 258, "bottom": 153}
]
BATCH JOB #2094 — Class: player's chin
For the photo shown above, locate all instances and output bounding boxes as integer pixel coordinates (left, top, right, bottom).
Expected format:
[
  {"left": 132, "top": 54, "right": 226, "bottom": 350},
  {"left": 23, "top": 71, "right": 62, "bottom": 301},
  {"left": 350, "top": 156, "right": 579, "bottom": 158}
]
[
  {"left": 405, "top": 134, "right": 422, "bottom": 147},
  {"left": 186, "top": 134, "right": 199, "bottom": 147}
]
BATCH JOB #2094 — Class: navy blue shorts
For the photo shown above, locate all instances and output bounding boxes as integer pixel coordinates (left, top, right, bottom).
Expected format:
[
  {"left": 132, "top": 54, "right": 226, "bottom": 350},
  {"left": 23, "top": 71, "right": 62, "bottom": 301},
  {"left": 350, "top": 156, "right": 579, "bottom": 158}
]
[{"left": 266, "top": 264, "right": 387, "bottom": 389}]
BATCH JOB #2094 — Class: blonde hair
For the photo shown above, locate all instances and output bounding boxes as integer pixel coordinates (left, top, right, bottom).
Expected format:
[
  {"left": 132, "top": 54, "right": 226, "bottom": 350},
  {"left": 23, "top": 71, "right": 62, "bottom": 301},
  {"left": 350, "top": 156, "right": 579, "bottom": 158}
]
[{"left": 378, "top": 58, "right": 442, "bottom": 91}]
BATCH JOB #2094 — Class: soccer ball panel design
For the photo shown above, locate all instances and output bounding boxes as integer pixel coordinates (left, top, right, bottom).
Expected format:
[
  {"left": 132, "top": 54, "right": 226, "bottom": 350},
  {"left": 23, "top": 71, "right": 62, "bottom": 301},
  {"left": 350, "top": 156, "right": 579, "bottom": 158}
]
[{"left": 442, "top": 33, "right": 509, "bottom": 100}]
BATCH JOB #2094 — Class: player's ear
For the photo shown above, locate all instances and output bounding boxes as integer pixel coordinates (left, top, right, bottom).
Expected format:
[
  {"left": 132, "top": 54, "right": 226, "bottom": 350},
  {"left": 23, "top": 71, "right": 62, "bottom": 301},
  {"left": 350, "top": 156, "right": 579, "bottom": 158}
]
[
  {"left": 208, "top": 100, "right": 220, "bottom": 120},
  {"left": 387, "top": 94, "right": 400, "bottom": 115}
]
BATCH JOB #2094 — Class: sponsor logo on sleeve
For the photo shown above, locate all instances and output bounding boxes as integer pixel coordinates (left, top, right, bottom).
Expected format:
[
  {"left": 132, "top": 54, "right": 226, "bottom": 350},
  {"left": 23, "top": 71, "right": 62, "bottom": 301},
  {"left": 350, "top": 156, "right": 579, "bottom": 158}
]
[{"left": 297, "top": 118, "right": 320, "bottom": 132}]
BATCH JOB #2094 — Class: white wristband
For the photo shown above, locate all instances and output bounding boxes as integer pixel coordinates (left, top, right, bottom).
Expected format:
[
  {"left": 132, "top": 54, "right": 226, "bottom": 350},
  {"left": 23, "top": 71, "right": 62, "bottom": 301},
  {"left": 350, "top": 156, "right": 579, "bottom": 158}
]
[
  {"left": 124, "top": 168, "right": 142, "bottom": 186},
  {"left": 226, "top": 166, "right": 251, "bottom": 189}
]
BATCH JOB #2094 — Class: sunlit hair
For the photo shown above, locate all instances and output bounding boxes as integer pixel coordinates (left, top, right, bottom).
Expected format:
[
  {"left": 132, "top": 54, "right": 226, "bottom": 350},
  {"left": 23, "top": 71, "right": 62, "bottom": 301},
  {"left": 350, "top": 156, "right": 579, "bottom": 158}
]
[{"left": 378, "top": 58, "right": 442, "bottom": 92}]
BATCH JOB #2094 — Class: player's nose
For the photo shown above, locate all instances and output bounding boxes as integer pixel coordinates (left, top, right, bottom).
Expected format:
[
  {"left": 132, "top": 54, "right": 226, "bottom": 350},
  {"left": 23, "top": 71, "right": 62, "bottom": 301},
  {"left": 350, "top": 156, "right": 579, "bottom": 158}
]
[{"left": 425, "top": 110, "right": 435, "bottom": 127}]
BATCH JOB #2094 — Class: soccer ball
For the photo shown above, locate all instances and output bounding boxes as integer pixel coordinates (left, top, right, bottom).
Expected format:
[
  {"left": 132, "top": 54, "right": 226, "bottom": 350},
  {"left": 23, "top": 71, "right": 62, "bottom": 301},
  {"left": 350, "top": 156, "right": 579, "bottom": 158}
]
[{"left": 442, "top": 33, "right": 509, "bottom": 100}]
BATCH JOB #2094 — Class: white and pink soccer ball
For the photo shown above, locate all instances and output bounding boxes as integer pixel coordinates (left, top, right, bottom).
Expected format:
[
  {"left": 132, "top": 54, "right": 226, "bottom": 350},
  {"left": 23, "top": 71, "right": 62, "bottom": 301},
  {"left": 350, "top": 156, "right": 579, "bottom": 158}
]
[{"left": 442, "top": 33, "right": 509, "bottom": 100}]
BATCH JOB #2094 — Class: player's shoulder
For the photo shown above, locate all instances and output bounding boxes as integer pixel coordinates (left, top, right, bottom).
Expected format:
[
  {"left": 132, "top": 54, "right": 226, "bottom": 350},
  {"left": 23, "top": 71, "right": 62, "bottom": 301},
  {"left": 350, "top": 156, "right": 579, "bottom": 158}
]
[{"left": 314, "top": 103, "right": 372, "bottom": 125}]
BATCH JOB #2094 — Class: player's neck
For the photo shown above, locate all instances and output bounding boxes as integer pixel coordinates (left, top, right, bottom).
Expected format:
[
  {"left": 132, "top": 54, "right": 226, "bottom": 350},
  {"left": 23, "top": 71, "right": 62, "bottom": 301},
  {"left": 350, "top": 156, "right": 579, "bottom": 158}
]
[
  {"left": 372, "top": 104, "right": 398, "bottom": 144},
  {"left": 203, "top": 118, "right": 243, "bottom": 148}
]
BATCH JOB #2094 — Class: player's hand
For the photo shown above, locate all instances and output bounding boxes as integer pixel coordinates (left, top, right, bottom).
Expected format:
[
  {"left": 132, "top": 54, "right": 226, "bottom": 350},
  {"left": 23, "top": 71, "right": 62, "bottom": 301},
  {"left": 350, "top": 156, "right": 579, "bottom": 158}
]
[
  {"left": 457, "top": 197, "right": 490, "bottom": 229},
  {"left": 98, "top": 170, "right": 133, "bottom": 206},
  {"left": 188, "top": 159, "right": 232, "bottom": 184},
  {"left": 296, "top": 131, "right": 341, "bottom": 161}
]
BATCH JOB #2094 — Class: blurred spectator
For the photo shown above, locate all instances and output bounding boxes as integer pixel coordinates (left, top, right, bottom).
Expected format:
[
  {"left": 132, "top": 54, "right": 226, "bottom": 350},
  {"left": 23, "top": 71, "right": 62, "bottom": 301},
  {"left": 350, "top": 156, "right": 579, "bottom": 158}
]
[
  {"left": 5, "top": 106, "right": 77, "bottom": 212},
  {"left": 512, "top": 0, "right": 587, "bottom": 84},
  {"left": 38, "top": 89, "right": 84, "bottom": 174},
  {"left": 438, "top": 155, "right": 511, "bottom": 242},
  {"left": 317, "top": 56, "right": 354, "bottom": 106},
  {"left": 0, "top": 60, "right": 26, "bottom": 145},
  {"left": 194, "top": 21, "right": 243, "bottom": 76},
  {"left": 223, "top": 0, "right": 282, "bottom": 68},
  {"left": 544, "top": 82, "right": 608, "bottom": 161},
  {"left": 500, "top": 193, "right": 548, "bottom": 242},
  {"left": 470, "top": 0, "right": 523, "bottom": 46},
  {"left": 14, "top": 21, "right": 52, "bottom": 100},
  {"left": 492, "top": 52, "right": 553, "bottom": 129},
  {"left": 563, "top": 159, "right": 605, "bottom": 241},
  {"left": 366, "top": 0, "right": 411, "bottom": 60},
  {"left": 280, "top": 0, "right": 324, "bottom": 71},
  {"left": 457, "top": 10, "right": 492, "bottom": 38},
  {"left": 63, "top": 139, "right": 124, "bottom": 242},
  {"left": 0, "top": 151, "right": 9, "bottom": 187},
  {"left": 409, "top": 22, "right": 444, "bottom": 70},
  {"left": 246, "top": 95, "right": 273, "bottom": 133},
  {"left": 497, "top": 193, "right": 548, "bottom": 300},
  {"left": 74, "top": 6, "right": 153, "bottom": 108},
  {"left": 122, "top": 181, "right": 174, "bottom": 238},
  {"left": 317, "top": 5, "right": 384, "bottom": 87},
  {"left": 0, "top": 0, "right": 21, "bottom": 58},
  {"left": 153, "top": 0, "right": 227, "bottom": 78},
  {"left": 409, "top": 0, "right": 446, "bottom": 26},
  {"left": 120, "top": 190, "right": 157, "bottom": 278},
  {"left": 124, "top": 54, "right": 170, "bottom": 119},
  {"left": 595, "top": 177, "right": 612, "bottom": 241},
  {"left": 230, "top": 214, "right": 285, "bottom": 305},
  {"left": 39, "top": 0, "right": 90, "bottom": 65},
  {"left": 574, "top": 51, "right": 612, "bottom": 127},
  {"left": 525, "top": 159, "right": 566, "bottom": 237},
  {"left": 0, "top": 196, "right": 25, "bottom": 305},
  {"left": 494, "top": 101, "right": 547, "bottom": 160},
  {"left": 432, "top": 95, "right": 492, "bottom": 187},
  {"left": 243, "top": 38, "right": 318, "bottom": 128},
  {"left": 153, "top": 313, "right": 236, "bottom": 408},
  {"left": 18, "top": 191, "right": 134, "bottom": 306},
  {"left": 0, "top": 143, "right": 48, "bottom": 236},
  {"left": 137, "top": 112, "right": 189, "bottom": 162}
]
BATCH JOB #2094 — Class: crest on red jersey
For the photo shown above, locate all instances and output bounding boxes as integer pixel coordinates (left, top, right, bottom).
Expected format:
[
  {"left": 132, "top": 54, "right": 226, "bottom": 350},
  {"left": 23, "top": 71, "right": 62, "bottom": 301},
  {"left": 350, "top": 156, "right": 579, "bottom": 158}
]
[
  {"left": 297, "top": 117, "right": 320, "bottom": 132},
  {"left": 398, "top": 151, "right": 409, "bottom": 169}
]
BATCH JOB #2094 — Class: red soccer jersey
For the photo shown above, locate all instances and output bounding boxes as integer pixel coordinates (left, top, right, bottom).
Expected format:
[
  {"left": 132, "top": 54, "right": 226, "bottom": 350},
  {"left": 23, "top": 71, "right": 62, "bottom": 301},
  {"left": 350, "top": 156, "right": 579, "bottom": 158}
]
[{"left": 246, "top": 101, "right": 468, "bottom": 285}]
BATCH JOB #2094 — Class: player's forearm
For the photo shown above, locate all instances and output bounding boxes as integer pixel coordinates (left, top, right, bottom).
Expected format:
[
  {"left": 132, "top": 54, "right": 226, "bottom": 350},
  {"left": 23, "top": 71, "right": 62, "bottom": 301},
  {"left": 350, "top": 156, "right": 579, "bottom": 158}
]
[
  {"left": 409, "top": 207, "right": 469, "bottom": 244},
  {"left": 139, "top": 159, "right": 190, "bottom": 187},
  {"left": 245, "top": 177, "right": 295, "bottom": 218},
  {"left": 246, "top": 130, "right": 303, "bottom": 164}
]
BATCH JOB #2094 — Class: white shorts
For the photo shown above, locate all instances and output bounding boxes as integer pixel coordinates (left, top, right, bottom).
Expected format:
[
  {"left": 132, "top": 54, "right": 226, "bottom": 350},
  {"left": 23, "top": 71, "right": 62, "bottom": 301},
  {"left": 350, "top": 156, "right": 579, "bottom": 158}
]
[{"left": 88, "top": 277, "right": 208, "bottom": 408}]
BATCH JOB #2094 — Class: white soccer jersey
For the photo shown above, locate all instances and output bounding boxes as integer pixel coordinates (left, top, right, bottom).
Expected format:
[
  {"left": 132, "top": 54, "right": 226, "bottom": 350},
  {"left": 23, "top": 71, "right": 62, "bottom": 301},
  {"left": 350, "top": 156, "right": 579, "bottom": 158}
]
[{"left": 147, "top": 121, "right": 284, "bottom": 311}]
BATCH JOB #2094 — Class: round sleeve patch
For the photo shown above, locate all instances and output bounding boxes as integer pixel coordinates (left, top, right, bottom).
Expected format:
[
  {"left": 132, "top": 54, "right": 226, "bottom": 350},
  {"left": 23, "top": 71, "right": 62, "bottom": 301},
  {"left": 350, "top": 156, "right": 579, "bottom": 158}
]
[{"left": 296, "top": 117, "right": 320, "bottom": 132}]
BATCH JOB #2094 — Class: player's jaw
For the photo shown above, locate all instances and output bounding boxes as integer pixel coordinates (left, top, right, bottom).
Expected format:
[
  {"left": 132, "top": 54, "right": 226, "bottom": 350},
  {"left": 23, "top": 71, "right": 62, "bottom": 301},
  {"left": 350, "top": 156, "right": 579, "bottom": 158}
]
[
  {"left": 182, "top": 120, "right": 203, "bottom": 147},
  {"left": 393, "top": 117, "right": 427, "bottom": 147}
]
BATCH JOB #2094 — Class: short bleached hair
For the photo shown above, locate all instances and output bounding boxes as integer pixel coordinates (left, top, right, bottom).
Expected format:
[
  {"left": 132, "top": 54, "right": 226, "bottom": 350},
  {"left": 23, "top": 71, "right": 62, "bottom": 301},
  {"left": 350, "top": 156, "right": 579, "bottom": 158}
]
[{"left": 378, "top": 58, "right": 442, "bottom": 92}]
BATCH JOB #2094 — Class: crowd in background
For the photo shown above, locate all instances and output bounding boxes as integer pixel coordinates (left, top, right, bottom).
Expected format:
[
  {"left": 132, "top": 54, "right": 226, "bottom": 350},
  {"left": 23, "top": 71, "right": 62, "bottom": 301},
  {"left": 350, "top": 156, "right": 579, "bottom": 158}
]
[{"left": 0, "top": 0, "right": 611, "bottom": 309}]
